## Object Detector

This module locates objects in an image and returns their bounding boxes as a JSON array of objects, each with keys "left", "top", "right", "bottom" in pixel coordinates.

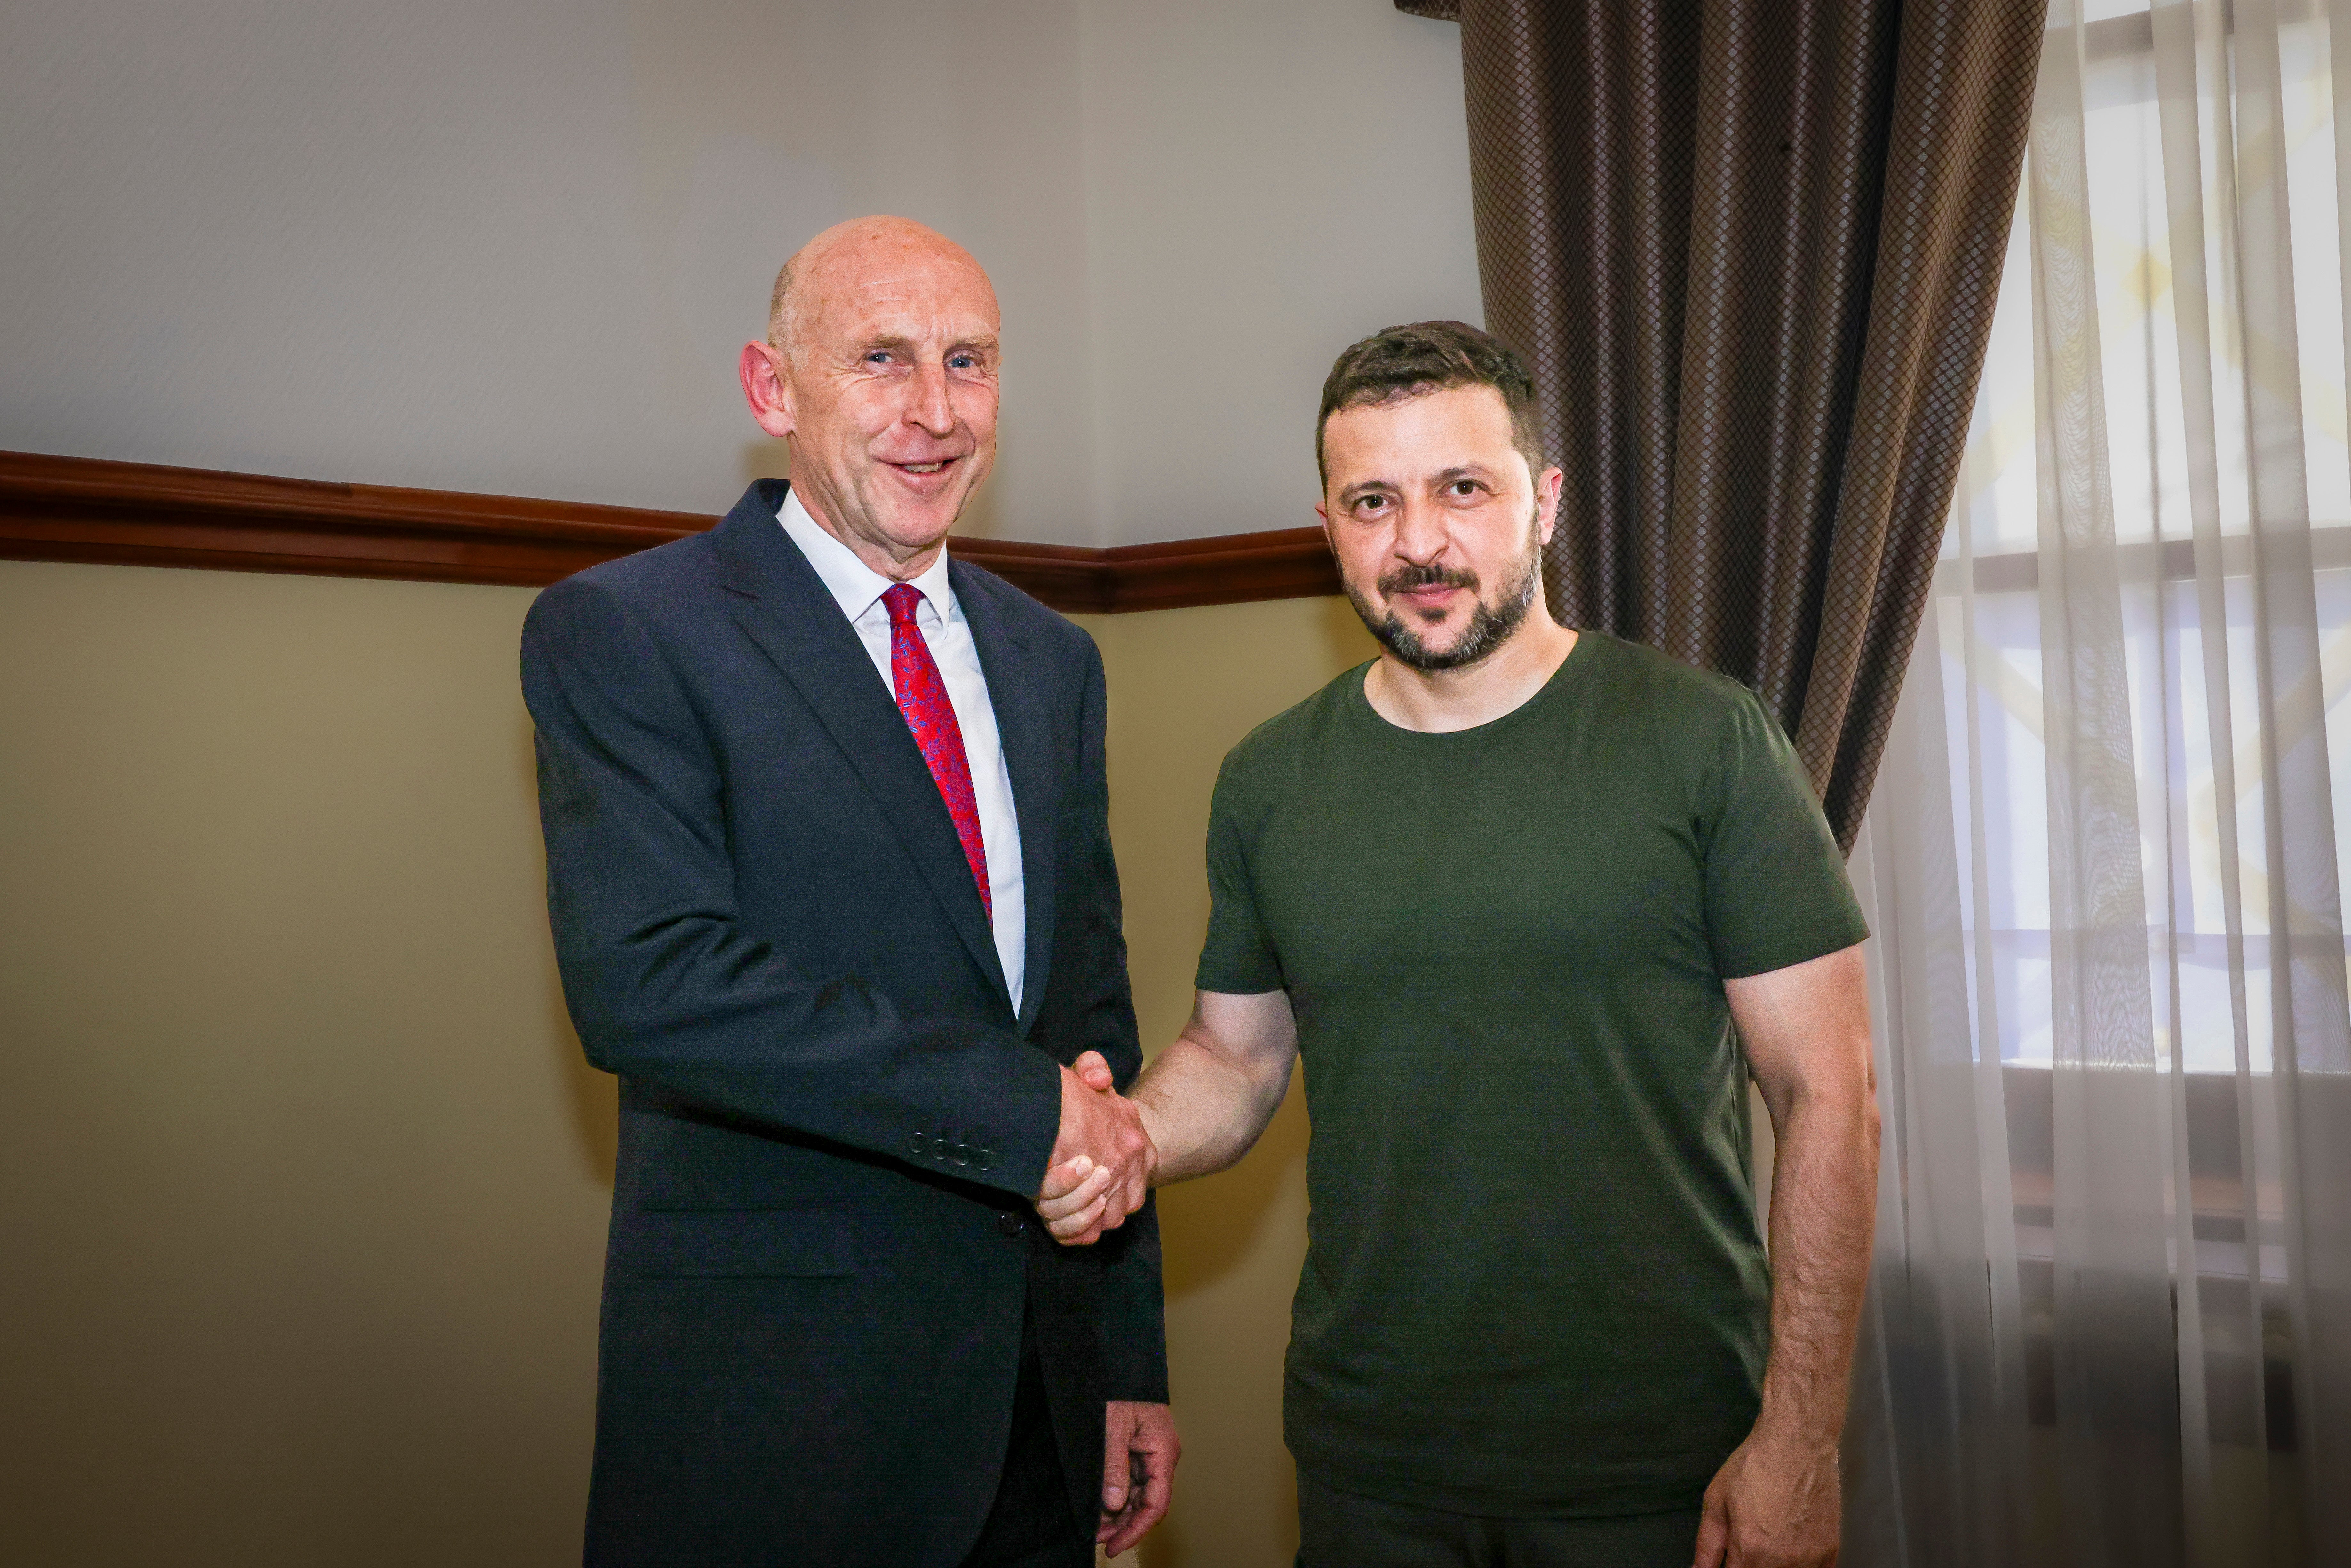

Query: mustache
[{"left": 1377, "top": 562, "right": 1480, "bottom": 595}]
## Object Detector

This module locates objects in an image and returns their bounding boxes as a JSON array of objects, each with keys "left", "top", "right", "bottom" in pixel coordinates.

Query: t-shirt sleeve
[
  {"left": 1697, "top": 689, "right": 1871, "bottom": 979},
  {"left": 1193, "top": 750, "right": 1286, "bottom": 994}
]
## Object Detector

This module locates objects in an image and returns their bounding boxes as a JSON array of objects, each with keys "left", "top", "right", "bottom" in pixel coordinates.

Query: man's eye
[
  {"left": 865, "top": 351, "right": 893, "bottom": 365},
  {"left": 1451, "top": 480, "right": 1479, "bottom": 496},
  {"left": 949, "top": 354, "right": 977, "bottom": 369},
  {"left": 1359, "top": 495, "right": 1387, "bottom": 511}
]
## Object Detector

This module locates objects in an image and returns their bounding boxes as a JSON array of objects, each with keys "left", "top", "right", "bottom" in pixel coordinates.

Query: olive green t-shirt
[{"left": 1195, "top": 631, "right": 1869, "bottom": 1517}]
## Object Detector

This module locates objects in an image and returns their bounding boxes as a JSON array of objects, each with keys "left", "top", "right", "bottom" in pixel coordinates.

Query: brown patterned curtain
[{"left": 1398, "top": 0, "right": 2046, "bottom": 850}]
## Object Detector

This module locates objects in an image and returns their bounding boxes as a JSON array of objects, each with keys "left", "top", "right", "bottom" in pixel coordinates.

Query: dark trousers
[
  {"left": 958, "top": 1305, "right": 1091, "bottom": 1568},
  {"left": 1298, "top": 1467, "right": 1702, "bottom": 1568}
]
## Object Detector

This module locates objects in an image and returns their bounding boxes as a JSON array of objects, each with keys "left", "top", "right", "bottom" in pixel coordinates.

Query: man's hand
[
  {"left": 1034, "top": 1051, "right": 1153, "bottom": 1245},
  {"left": 1691, "top": 1423, "right": 1840, "bottom": 1567},
  {"left": 1097, "top": 1400, "right": 1178, "bottom": 1557}
]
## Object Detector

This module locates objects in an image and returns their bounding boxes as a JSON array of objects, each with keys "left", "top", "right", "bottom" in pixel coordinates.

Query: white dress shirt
[{"left": 779, "top": 490, "right": 1026, "bottom": 1012}]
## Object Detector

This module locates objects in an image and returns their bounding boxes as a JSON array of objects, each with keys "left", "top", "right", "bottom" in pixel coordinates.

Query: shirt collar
[{"left": 777, "top": 486, "right": 957, "bottom": 628}]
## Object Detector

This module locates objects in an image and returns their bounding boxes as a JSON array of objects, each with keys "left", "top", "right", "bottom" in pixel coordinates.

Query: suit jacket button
[
  {"left": 953, "top": 1141, "right": 972, "bottom": 1167},
  {"left": 976, "top": 1146, "right": 995, "bottom": 1171},
  {"left": 909, "top": 1132, "right": 926, "bottom": 1157},
  {"left": 998, "top": 1212, "right": 1023, "bottom": 1237}
]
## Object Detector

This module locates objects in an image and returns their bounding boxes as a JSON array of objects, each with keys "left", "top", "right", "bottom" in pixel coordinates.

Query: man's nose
[
  {"left": 906, "top": 361, "right": 956, "bottom": 436},
  {"left": 1390, "top": 495, "right": 1449, "bottom": 564}
]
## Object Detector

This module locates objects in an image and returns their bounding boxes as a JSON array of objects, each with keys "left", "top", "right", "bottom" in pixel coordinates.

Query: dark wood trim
[
  {"left": 0, "top": 451, "right": 712, "bottom": 589},
  {"left": 0, "top": 450, "right": 1338, "bottom": 613},
  {"left": 1101, "top": 529, "right": 1343, "bottom": 612},
  {"left": 950, "top": 536, "right": 1114, "bottom": 614}
]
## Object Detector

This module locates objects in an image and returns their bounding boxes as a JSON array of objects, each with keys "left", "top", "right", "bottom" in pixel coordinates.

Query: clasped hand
[{"left": 1032, "top": 1051, "right": 1154, "bottom": 1245}]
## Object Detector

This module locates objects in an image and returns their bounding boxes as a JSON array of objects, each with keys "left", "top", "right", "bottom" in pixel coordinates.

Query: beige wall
[
  {"left": 0, "top": 557, "right": 1373, "bottom": 1566},
  {"left": 1081, "top": 600, "right": 1380, "bottom": 1568},
  {"left": 0, "top": 0, "right": 1473, "bottom": 546},
  {"left": 0, "top": 562, "right": 610, "bottom": 1565}
]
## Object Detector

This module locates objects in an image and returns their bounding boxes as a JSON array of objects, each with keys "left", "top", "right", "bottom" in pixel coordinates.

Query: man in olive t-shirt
[{"left": 1036, "top": 322, "right": 1879, "bottom": 1568}]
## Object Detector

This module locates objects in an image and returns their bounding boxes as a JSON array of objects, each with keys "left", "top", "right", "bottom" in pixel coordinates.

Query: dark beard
[{"left": 1344, "top": 542, "right": 1542, "bottom": 673}]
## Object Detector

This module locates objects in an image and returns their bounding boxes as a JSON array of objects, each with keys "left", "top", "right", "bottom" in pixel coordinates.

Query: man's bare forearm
[
  {"left": 1131, "top": 1031, "right": 1292, "bottom": 1184},
  {"left": 1753, "top": 1076, "right": 1879, "bottom": 1448}
]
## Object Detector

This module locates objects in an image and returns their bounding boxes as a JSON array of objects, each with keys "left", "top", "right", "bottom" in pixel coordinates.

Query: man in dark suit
[{"left": 522, "top": 215, "right": 1174, "bottom": 1568}]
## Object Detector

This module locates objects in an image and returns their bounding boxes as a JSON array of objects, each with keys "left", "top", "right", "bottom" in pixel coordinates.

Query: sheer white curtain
[{"left": 1839, "top": 2, "right": 2351, "bottom": 1564}]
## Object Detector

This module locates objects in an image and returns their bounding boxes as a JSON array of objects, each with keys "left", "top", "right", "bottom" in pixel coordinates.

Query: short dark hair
[{"left": 1316, "top": 320, "right": 1545, "bottom": 484}]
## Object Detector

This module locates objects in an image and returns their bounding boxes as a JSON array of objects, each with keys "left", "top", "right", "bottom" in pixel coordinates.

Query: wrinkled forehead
[
  {"left": 1324, "top": 383, "right": 1522, "bottom": 477},
  {"left": 802, "top": 244, "right": 1000, "bottom": 346}
]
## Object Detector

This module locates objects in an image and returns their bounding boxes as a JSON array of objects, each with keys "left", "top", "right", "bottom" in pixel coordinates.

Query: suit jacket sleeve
[
  {"left": 521, "top": 574, "right": 1064, "bottom": 1198},
  {"left": 1065, "top": 640, "right": 1170, "bottom": 1404}
]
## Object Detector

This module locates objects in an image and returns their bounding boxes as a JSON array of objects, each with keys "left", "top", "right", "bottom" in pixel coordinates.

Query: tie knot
[{"left": 881, "top": 582, "right": 924, "bottom": 627}]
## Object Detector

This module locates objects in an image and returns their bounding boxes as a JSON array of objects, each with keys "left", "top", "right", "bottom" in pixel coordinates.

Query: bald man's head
[
  {"left": 767, "top": 216, "right": 995, "bottom": 363},
  {"left": 738, "top": 216, "right": 1004, "bottom": 577}
]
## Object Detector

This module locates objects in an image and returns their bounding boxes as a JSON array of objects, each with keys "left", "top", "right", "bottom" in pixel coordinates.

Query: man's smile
[{"left": 878, "top": 454, "right": 966, "bottom": 491}]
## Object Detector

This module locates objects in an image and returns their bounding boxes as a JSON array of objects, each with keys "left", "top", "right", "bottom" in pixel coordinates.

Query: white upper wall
[
  {"left": 0, "top": 0, "right": 1475, "bottom": 546},
  {"left": 1079, "top": 1, "right": 1481, "bottom": 543}
]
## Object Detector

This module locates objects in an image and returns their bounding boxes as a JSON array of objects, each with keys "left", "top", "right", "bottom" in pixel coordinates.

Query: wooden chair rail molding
[{"left": 0, "top": 450, "right": 1340, "bottom": 615}]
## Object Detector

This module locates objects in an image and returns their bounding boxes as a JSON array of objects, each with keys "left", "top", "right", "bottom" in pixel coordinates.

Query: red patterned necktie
[{"left": 881, "top": 582, "right": 991, "bottom": 923}]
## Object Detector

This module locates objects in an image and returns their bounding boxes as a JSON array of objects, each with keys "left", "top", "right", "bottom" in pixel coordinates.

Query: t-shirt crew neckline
[{"left": 1343, "top": 628, "right": 1599, "bottom": 750}]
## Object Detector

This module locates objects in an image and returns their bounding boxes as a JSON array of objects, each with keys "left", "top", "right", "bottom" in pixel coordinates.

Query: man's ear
[
  {"left": 1533, "top": 465, "right": 1565, "bottom": 547},
  {"left": 740, "top": 341, "right": 796, "bottom": 438}
]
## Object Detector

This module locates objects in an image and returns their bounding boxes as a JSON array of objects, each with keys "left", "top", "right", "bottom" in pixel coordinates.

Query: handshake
[{"left": 1032, "top": 1051, "right": 1157, "bottom": 1246}]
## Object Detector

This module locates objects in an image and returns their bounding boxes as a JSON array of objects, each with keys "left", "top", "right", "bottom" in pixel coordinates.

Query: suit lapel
[
  {"left": 953, "top": 558, "right": 1060, "bottom": 1038},
  {"left": 713, "top": 482, "right": 1010, "bottom": 1009}
]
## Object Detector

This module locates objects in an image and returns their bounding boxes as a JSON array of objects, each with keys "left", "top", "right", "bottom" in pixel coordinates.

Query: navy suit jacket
[{"left": 522, "top": 479, "right": 1165, "bottom": 1567}]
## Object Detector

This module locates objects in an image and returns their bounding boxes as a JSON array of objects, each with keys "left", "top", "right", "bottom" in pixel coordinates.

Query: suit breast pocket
[{"left": 618, "top": 1208, "right": 859, "bottom": 1278}]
